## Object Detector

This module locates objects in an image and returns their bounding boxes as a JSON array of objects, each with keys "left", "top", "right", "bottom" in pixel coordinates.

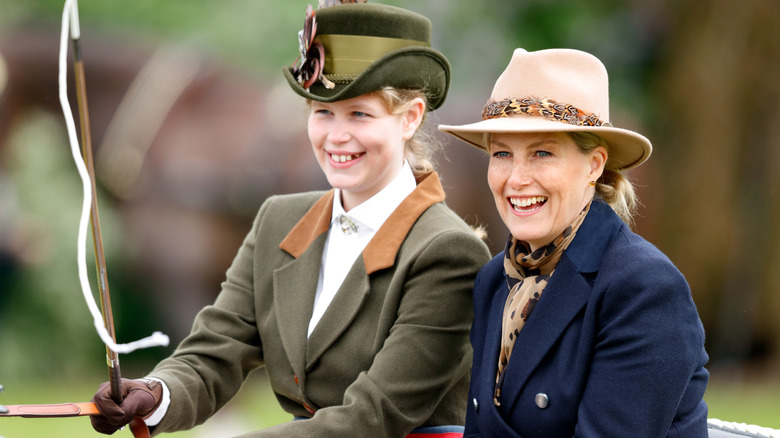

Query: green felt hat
[{"left": 283, "top": 3, "right": 451, "bottom": 110}]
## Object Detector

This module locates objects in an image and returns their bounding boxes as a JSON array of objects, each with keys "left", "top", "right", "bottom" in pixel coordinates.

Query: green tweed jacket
[{"left": 148, "top": 172, "right": 491, "bottom": 437}]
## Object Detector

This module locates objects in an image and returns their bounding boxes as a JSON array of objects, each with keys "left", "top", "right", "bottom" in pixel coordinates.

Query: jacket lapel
[
  {"left": 495, "top": 199, "right": 623, "bottom": 408},
  {"left": 477, "top": 279, "right": 530, "bottom": 437},
  {"left": 481, "top": 276, "right": 511, "bottom": 398},
  {"left": 273, "top": 233, "right": 327, "bottom": 385},
  {"left": 279, "top": 191, "right": 334, "bottom": 259},
  {"left": 498, "top": 257, "right": 592, "bottom": 408},
  {"left": 304, "top": 173, "right": 445, "bottom": 366},
  {"left": 362, "top": 171, "right": 445, "bottom": 274},
  {"left": 274, "top": 172, "right": 447, "bottom": 373},
  {"left": 278, "top": 172, "right": 445, "bottom": 273},
  {"left": 306, "top": 257, "right": 371, "bottom": 368},
  {"left": 275, "top": 191, "right": 333, "bottom": 385}
]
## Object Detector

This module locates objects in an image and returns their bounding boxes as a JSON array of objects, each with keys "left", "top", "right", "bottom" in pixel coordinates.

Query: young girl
[{"left": 90, "top": 3, "right": 490, "bottom": 437}]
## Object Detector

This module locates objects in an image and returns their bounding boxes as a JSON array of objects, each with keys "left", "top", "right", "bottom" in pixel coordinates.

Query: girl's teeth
[{"left": 332, "top": 154, "right": 355, "bottom": 163}]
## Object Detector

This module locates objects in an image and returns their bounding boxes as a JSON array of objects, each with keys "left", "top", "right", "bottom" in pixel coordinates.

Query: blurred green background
[{"left": 1, "top": 0, "right": 779, "bottom": 436}]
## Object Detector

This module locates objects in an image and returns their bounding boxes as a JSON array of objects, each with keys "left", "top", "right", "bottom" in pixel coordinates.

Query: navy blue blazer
[{"left": 466, "top": 200, "right": 709, "bottom": 437}]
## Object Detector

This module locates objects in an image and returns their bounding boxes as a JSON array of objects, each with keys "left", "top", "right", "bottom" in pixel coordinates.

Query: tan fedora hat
[{"left": 439, "top": 48, "right": 652, "bottom": 170}]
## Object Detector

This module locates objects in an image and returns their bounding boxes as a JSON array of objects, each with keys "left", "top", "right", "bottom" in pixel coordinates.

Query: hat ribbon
[
  {"left": 482, "top": 97, "right": 611, "bottom": 127},
  {"left": 316, "top": 34, "right": 429, "bottom": 83}
]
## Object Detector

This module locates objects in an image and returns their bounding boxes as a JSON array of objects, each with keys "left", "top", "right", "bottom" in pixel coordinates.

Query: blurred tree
[{"left": 649, "top": 0, "right": 780, "bottom": 369}]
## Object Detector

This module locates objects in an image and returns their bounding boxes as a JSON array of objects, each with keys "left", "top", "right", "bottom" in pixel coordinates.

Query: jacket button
[
  {"left": 472, "top": 397, "right": 479, "bottom": 413},
  {"left": 535, "top": 393, "right": 549, "bottom": 409}
]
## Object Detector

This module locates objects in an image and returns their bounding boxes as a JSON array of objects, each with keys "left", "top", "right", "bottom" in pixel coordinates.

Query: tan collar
[{"left": 279, "top": 172, "right": 446, "bottom": 274}]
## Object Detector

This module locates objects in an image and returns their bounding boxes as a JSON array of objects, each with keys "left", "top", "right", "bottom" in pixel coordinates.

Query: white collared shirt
[{"left": 307, "top": 161, "right": 416, "bottom": 337}]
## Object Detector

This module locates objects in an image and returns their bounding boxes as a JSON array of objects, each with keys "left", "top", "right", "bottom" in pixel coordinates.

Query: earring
[{"left": 589, "top": 181, "right": 596, "bottom": 187}]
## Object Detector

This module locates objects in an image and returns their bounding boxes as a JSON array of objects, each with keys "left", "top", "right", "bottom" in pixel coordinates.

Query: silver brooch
[{"left": 339, "top": 215, "right": 358, "bottom": 235}]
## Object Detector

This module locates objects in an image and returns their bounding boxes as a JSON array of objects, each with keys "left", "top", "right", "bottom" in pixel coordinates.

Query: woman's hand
[{"left": 90, "top": 378, "right": 162, "bottom": 434}]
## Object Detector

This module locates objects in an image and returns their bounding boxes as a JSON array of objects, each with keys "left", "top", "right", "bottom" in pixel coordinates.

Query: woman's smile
[{"left": 508, "top": 196, "right": 548, "bottom": 214}]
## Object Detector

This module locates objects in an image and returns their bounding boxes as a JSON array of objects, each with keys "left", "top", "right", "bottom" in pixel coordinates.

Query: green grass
[
  {"left": 2, "top": 370, "right": 779, "bottom": 436},
  {"left": 704, "top": 370, "right": 780, "bottom": 429}
]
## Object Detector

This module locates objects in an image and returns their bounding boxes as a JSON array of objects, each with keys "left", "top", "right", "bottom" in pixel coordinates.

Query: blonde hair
[
  {"left": 567, "top": 132, "right": 638, "bottom": 226},
  {"left": 372, "top": 87, "right": 440, "bottom": 177}
]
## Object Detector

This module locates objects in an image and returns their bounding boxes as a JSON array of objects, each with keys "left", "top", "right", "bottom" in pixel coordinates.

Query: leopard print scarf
[{"left": 494, "top": 202, "right": 591, "bottom": 406}]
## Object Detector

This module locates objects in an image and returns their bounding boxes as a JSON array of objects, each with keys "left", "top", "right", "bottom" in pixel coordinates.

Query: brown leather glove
[{"left": 90, "top": 378, "right": 163, "bottom": 435}]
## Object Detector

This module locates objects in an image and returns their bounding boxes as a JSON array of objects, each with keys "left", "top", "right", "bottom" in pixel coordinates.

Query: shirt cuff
[{"left": 142, "top": 377, "right": 170, "bottom": 427}]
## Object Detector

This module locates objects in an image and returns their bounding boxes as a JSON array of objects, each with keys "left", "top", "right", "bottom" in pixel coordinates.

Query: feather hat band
[
  {"left": 439, "top": 48, "right": 652, "bottom": 170},
  {"left": 283, "top": 2, "right": 451, "bottom": 110}
]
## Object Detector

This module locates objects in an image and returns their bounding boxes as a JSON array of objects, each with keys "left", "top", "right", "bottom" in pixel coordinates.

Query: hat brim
[
  {"left": 439, "top": 116, "right": 652, "bottom": 170},
  {"left": 283, "top": 47, "right": 450, "bottom": 110}
]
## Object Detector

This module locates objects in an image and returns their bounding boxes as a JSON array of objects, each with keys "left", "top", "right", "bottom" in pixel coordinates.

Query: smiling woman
[
  {"left": 87, "top": 2, "right": 490, "bottom": 438},
  {"left": 486, "top": 131, "right": 606, "bottom": 251},
  {"left": 439, "top": 48, "right": 710, "bottom": 437}
]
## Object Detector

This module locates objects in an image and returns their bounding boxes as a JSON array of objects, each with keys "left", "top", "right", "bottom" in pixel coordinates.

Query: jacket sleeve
[
  {"left": 574, "top": 244, "right": 708, "bottom": 437},
  {"left": 239, "top": 229, "right": 490, "bottom": 438},
  {"left": 146, "top": 196, "right": 272, "bottom": 434}
]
